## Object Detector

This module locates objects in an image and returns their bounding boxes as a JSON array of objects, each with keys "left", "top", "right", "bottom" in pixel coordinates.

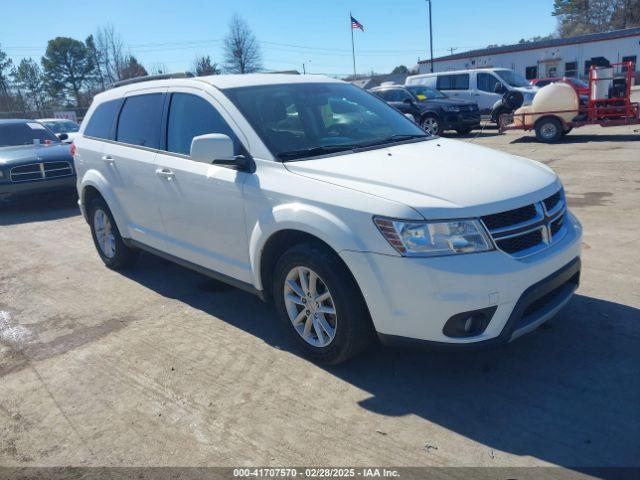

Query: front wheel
[
  {"left": 272, "top": 242, "right": 373, "bottom": 364},
  {"left": 535, "top": 117, "right": 564, "bottom": 143},
  {"left": 421, "top": 114, "right": 442, "bottom": 136},
  {"left": 88, "top": 197, "right": 139, "bottom": 270}
]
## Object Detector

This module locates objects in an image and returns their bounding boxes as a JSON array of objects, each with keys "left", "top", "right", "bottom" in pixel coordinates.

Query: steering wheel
[{"left": 327, "top": 123, "right": 355, "bottom": 137}]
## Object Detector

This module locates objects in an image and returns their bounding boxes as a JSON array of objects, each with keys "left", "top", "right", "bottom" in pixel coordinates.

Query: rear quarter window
[{"left": 84, "top": 99, "right": 121, "bottom": 140}]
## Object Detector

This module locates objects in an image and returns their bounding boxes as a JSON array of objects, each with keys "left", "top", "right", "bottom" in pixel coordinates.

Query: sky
[{"left": 1, "top": 0, "right": 557, "bottom": 77}]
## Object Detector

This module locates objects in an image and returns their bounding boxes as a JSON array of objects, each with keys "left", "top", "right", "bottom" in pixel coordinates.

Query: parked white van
[{"left": 406, "top": 68, "right": 539, "bottom": 118}]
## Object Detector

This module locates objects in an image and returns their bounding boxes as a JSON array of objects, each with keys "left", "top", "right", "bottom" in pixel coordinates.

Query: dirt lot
[{"left": 1, "top": 124, "right": 639, "bottom": 469}]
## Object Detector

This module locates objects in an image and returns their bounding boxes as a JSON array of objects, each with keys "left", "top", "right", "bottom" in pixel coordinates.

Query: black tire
[
  {"left": 456, "top": 127, "right": 473, "bottom": 135},
  {"left": 502, "top": 90, "right": 524, "bottom": 110},
  {"left": 420, "top": 113, "right": 443, "bottom": 136},
  {"left": 88, "top": 196, "right": 139, "bottom": 270},
  {"left": 272, "top": 242, "right": 374, "bottom": 364},
  {"left": 535, "top": 117, "right": 564, "bottom": 143}
]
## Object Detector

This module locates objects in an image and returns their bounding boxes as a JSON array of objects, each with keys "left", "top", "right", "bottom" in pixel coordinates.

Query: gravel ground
[{"left": 0, "top": 124, "right": 638, "bottom": 469}]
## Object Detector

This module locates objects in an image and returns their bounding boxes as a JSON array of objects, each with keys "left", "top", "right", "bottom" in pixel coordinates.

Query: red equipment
[{"left": 501, "top": 61, "right": 639, "bottom": 142}]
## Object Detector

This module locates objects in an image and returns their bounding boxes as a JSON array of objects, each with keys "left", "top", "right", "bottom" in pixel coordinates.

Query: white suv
[{"left": 74, "top": 73, "right": 582, "bottom": 364}]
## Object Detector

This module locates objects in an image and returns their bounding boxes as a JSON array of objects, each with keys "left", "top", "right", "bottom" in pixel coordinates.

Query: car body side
[{"left": 75, "top": 76, "right": 582, "bottom": 345}]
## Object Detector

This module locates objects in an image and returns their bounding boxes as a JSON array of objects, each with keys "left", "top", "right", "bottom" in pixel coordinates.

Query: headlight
[
  {"left": 374, "top": 217, "right": 493, "bottom": 257},
  {"left": 442, "top": 105, "right": 460, "bottom": 112}
]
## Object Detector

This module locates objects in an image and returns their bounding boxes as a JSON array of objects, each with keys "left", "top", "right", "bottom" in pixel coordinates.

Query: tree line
[
  {"left": 0, "top": 14, "right": 262, "bottom": 115},
  {"left": 553, "top": 0, "right": 640, "bottom": 37}
]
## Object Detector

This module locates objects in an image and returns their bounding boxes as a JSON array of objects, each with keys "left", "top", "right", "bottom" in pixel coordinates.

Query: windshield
[
  {"left": 406, "top": 85, "right": 446, "bottom": 100},
  {"left": 0, "top": 122, "right": 60, "bottom": 147},
  {"left": 41, "top": 120, "right": 79, "bottom": 134},
  {"left": 223, "top": 82, "right": 429, "bottom": 161},
  {"left": 495, "top": 70, "right": 530, "bottom": 88}
]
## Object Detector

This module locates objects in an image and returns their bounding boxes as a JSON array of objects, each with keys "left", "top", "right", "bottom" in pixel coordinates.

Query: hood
[
  {"left": 514, "top": 85, "right": 539, "bottom": 93},
  {"left": 0, "top": 143, "right": 72, "bottom": 166},
  {"left": 284, "top": 138, "right": 559, "bottom": 219},
  {"left": 418, "top": 97, "right": 476, "bottom": 107}
]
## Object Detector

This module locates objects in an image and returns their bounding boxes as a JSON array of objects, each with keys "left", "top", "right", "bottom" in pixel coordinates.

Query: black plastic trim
[{"left": 124, "top": 238, "right": 266, "bottom": 302}]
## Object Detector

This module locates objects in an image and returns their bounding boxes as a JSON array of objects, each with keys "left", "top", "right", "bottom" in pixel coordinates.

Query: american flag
[{"left": 351, "top": 15, "right": 364, "bottom": 31}]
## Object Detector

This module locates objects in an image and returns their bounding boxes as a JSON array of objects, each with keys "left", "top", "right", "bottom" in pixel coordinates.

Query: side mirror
[
  {"left": 190, "top": 134, "right": 253, "bottom": 171},
  {"left": 58, "top": 133, "right": 69, "bottom": 141},
  {"left": 403, "top": 98, "right": 414, "bottom": 104},
  {"left": 191, "top": 133, "right": 234, "bottom": 163},
  {"left": 494, "top": 83, "right": 506, "bottom": 94}
]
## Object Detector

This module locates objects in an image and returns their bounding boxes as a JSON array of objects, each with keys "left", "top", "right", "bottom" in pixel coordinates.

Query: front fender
[
  {"left": 248, "top": 202, "right": 366, "bottom": 290},
  {"left": 79, "top": 169, "right": 130, "bottom": 238}
]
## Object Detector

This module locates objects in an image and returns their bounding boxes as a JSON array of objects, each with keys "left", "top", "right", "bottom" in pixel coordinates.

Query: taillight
[{"left": 70, "top": 143, "right": 76, "bottom": 156}]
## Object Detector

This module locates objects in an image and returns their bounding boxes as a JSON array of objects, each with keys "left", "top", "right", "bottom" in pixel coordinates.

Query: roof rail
[{"left": 107, "top": 72, "right": 195, "bottom": 89}]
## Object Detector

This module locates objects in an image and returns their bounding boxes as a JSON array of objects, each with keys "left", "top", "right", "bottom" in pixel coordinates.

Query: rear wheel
[
  {"left": 535, "top": 117, "right": 564, "bottom": 143},
  {"left": 88, "top": 197, "right": 138, "bottom": 270},
  {"left": 421, "top": 114, "right": 442, "bottom": 136},
  {"left": 272, "top": 242, "right": 373, "bottom": 364}
]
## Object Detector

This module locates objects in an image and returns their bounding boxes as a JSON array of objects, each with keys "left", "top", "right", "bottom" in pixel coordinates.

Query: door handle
[
  {"left": 101, "top": 155, "right": 115, "bottom": 165},
  {"left": 155, "top": 168, "right": 175, "bottom": 180}
]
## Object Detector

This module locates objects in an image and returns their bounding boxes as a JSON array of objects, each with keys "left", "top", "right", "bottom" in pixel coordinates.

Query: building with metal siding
[{"left": 418, "top": 27, "right": 640, "bottom": 80}]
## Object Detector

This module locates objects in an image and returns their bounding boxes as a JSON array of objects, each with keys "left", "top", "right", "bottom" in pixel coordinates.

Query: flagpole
[{"left": 350, "top": 12, "right": 356, "bottom": 79}]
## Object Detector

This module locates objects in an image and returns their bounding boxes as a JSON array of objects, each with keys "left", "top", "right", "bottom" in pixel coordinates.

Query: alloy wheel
[
  {"left": 93, "top": 209, "right": 116, "bottom": 259},
  {"left": 422, "top": 117, "right": 439, "bottom": 135},
  {"left": 283, "top": 266, "right": 337, "bottom": 347}
]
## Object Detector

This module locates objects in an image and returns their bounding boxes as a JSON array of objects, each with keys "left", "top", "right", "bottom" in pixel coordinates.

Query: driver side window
[
  {"left": 166, "top": 93, "right": 240, "bottom": 156},
  {"left": 477, "top": 73, "right": 501, "bottom": 93}
]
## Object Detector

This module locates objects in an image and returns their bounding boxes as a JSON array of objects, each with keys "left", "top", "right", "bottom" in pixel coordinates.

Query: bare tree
[
  {"left": 95, "top": 25, "right": 126, "bottom": 83},
  {"left": 193, "top": 55, "right": 221, "bottom": 76},
  {"left": 223, "top": 15, "right": 262, "bottom": 73},
  {"left": 148, "top": 62, "right": 168, "bottom": 75}
]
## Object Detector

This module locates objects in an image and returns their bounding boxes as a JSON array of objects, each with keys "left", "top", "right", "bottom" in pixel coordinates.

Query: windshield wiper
[
  {"left": 358, "top": 134, "right": 429, "bottom": 148},
  {"left": 278, "top": 144, "right": 359, "bottom": 161}
]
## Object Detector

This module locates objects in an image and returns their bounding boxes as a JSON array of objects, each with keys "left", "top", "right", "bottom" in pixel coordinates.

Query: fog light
[{"left": 443, "top": 306, "right": 497, "bottom": 338}]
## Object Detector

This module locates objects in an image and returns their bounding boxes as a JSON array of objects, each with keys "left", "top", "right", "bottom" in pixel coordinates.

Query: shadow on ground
[
  {"left": 0, "top": 191, "right": 79, "bottom": 226},
  {"left": 511, "top": 133, "right": 640, "bottom": 144},
  {"left": 123, "top": 252, "right": 640, "bottom": 468}
]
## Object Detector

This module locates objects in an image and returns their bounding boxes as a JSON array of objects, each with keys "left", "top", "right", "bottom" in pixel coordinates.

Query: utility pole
[{"left": 427, "top": 0, "right": 434, "bottom": 73}]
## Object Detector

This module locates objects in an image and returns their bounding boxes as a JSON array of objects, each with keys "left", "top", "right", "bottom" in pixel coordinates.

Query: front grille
[
  {"left": 10, "top": 161, "right": 73, "bottom": 183},
  {"left": 482, "top": 188, "right": 567, "bottom": 258},
  {"left": 482, "top": 204, "right": 537, "bottom": 230},
  {"left": 496, "top": 229, "right": 543, "bottom": 254},
  {"left": 521, "top": 272, "right": 580, "bottom": 321},
  {"left": 544, "top": 191, "right": 561, "bottom": 212},
  {"left": 550, "top": 214, "right": 564, "bottom": 236}
]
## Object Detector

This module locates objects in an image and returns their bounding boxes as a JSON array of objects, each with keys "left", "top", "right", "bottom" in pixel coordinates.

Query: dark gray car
[
  {"left": 0, "top": 119, "right": 76, "bottom": 201},
  {"left": 370, "top": 85, "right": 481, "bottom": 136}
]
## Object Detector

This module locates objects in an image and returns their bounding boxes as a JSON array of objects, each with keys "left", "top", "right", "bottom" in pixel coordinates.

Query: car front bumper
[
  {"left": 0, "top": 175, "right": 77, "bottom": 200},
  {"left": 340, "top": 211, "right": 582, "bottom": 346},
  {"left": 442, "top": 112, "right": 481, "bottom": 130}
]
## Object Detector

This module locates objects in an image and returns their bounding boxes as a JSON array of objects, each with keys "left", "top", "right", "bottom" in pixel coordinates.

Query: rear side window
[
  {"left": 116, "top": 93, "right": 164, "bottom": 149},
  {"left": 84, "top": 99, "right": 120, "bottom": 139},
  {"left": 166, "top": 93, "right": 240, "bottom": 156},
  {"left": 436, "top": 74, "right": 469, "bottom": 90}
]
